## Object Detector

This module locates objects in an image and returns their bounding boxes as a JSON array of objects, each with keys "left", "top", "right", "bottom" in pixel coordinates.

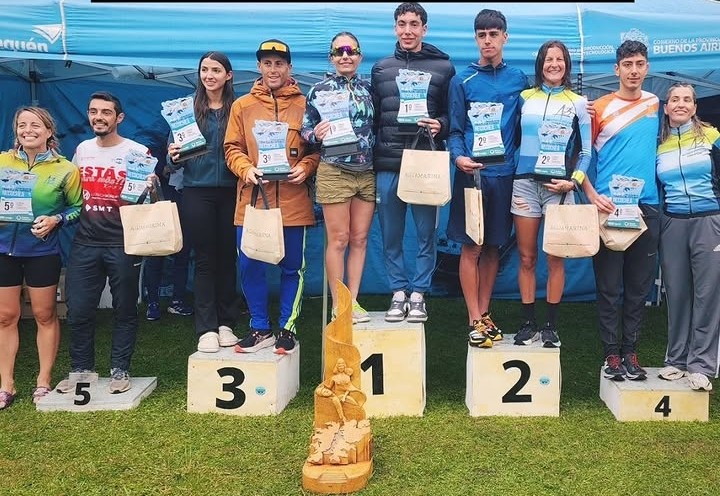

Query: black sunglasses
[{"left": 330, "top": 45, "right": 361, "bottom": 57}]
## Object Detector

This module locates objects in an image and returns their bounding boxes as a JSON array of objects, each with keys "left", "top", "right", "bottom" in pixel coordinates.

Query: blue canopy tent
[{"left": 2, "top": 0, "right": 719, "bottom": 300}]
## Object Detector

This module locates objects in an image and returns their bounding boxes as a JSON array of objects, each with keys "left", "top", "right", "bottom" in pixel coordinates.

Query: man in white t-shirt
[{"left": 56, "top": 91, "right": 155, "bottom": 395}]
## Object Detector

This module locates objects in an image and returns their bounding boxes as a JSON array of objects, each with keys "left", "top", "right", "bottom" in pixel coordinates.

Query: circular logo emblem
[
  {"left": 539, "top": 376, "right": 551, "bottom": 386},
  {"left": 255, "top": 386, "right": 266, "bottom": 396}
]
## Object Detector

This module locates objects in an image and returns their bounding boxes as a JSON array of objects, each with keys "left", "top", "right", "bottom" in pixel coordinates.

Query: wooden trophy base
[{"left": 302, "top": 460, "right": 373, "bottom": 494}]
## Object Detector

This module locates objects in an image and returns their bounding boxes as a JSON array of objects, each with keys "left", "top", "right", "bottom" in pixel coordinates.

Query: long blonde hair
[
  {"left": 660, "top": 82, "right": 712, "bottom": 143},
  {"left": 12, "top": 106, "right": 60, "bottom": 153}
]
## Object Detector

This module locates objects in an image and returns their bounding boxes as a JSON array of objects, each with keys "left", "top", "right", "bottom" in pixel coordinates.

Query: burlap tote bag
[
  {"left": 397, "top": 126, "right": 451, "bottom": 206},
  {"left": 120, "top": 182, "right": 183, "bottom": 256},
  {"left": 542, "top": 193, "right": 599, "bottom": 258},
  {"left": 598, "top": 210, "right": 648, "bottom": 251},
  {"left": 464, "top": 170, "right": 484, "bottom": 245},
  {"left": 240, "top": 182, "right": 285, "bottom": 265}
]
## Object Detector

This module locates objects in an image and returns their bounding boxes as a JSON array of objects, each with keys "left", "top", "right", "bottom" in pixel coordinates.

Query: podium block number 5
[
  {"left": 502, "top": 360, "right": 532, "bottom": 403},
  {"left": 216, "top": 367, "right": 246, "bottom": 409},
  {"left": 74, "top": 382, "right": 91, "bottom": 406}
]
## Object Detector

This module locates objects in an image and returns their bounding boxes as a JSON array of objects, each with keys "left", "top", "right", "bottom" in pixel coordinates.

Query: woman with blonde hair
[{"left": 0, "top": 106, "right": 82, "bottom": 409}]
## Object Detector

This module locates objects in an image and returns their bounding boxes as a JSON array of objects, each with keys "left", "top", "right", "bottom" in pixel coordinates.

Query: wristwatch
[{"left": 54, "top": 214, "right": 64, "bottom": 226}]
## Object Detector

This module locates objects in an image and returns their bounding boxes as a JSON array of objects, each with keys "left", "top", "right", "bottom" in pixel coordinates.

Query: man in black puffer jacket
[{"left": 371, "top": 2, "right": 455, "bottom": 324}]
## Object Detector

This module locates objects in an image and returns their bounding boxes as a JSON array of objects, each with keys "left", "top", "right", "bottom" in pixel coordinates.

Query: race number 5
[{"left": 74, "top": 382, "right": 91, "bottom": 406}]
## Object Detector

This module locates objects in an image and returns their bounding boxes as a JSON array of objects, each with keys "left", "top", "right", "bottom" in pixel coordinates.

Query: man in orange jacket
[{"left": 225, "top": 39, "right": 320, "bottom": 355}]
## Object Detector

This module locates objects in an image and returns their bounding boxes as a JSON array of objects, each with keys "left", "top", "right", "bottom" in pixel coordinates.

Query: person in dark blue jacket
[
  {"left": 446, "top": 9, "right": 529, "bottom": 348},
  {"left": 371, "top": 2, "right": 455, "bottom": 324},
  {"left": 167, "top": 52, "right": 240, "bottom": 353}
]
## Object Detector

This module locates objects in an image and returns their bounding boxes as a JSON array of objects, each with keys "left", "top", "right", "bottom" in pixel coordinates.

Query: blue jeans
[
  {"left": 66, "top": 244, "right": 141, "bottom": 372},
  {"left": 376, "top": 170, "right": 438, "bottom": 294},
  {"left": 237, "top": 226, "right": 306, "bottom": 333}
]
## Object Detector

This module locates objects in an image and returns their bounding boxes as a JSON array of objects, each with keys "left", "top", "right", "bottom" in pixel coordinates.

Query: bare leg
[
  {"left": 322, "top": 202, "right": 352, "bottom": 308},
  {"left": 459, "top": 244, "right": 482, "bottom": 325},
  {"left": 0, "top": 286, "right": 22, "bottom": 394},
  {"left": 477, "top": 246, "right": 500, "bottom": 315},
  {"left": 27, "top": 286, "right": 60, "bottom": 388},
  {"left": 514, "top": 215, "right": 541, "bottom": 303},
  {"left": 345, "top": 198, "right": 375, "bottom": 301}
]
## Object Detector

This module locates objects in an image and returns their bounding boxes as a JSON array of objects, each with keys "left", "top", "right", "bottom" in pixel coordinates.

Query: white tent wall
[{"left": 2, "top": 0, "right": 719, "bottom": 300}]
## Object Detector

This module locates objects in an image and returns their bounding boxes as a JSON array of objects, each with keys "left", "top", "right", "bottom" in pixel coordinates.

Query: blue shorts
[{"left": 447, "top": 172, "right": 513, "bottom": 247}]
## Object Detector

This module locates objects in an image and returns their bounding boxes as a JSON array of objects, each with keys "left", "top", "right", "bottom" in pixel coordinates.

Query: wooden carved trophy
[{"left": 302, "top": 282, "right": 373, "bottom": 493}]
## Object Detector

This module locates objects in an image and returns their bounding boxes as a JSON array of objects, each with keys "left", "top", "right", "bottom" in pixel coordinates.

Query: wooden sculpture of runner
[{"left": 302, "top": 282, "right": 373, "bottom": 493}]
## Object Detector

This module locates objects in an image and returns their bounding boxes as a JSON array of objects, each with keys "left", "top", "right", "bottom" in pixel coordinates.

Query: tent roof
[{"left": 2, "top": 1, "right": 720, "bottom": 98}]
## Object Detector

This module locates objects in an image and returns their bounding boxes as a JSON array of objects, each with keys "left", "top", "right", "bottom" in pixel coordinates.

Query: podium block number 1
[{"left": 360, "top": 353, "right": 384, "bottom": 395}]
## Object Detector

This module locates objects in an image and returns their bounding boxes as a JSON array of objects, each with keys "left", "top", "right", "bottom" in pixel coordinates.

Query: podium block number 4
[
  {"left": 216, "top": 367, "right": 246, "bottom": 410},
  {"left": 654, "top": 395, "right": 671, "bottom": 417},
  {"left": 502, "top": 360, "right": 532, "bottom": 403}
]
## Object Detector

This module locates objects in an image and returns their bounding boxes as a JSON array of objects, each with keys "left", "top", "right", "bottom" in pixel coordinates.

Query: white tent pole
[{"left": 576, "top": 2, "right": 585, "bottom": 77}]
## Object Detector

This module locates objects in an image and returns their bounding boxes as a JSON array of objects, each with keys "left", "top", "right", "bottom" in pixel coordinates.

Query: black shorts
[{"left": 0, "top": 254, "right": 62, "bottom": 287}]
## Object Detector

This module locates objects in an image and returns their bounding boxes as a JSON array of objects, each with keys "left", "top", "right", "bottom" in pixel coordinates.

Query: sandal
[
  {"left": 0, "top": 390, "right": 16, "bottom": 410},
  {"left": 32, "top": 386, "right": 52, "bottom": 404}
]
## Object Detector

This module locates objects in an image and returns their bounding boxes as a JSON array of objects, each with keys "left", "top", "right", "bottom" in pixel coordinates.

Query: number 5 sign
[{"left": 465, "top": 339, "right": 561, "bottom": 417}]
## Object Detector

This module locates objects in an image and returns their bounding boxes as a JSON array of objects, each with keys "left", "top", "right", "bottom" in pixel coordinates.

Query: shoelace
[
  {"left": 606, "top": 355, "right": 622, "bottom": 368},
  {"left": 626, "top": 354, "right": 641, "bottom": 367}
]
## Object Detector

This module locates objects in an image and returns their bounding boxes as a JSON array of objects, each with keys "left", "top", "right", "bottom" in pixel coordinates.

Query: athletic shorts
[
  {"left": 511, "top": 178, "right": 574, "bottom": 218},
  {"left": 0, "top": 254, "right": 62, "bottom": 287},
  {"left": 315, "top": 161, "right": 375, "bottom": 204},
  {"left": 447, "top": 173, "right": 514, "bottom": 247}
]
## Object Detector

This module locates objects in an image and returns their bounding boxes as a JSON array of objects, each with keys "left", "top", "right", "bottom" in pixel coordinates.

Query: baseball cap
[{"left": 256, "top": 39, "right": 291, "bottom": 63}]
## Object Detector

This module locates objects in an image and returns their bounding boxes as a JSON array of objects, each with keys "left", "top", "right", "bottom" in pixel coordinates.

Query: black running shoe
[
  {"left": 622, "top": 352, "right": 647, "bottom": 381},
  {"left": 514, "top": 320, "right": 539, "bottom": 345},
  {"left": 603, "top": 355, "right": 626, "bottom": 381},
  {"left": 234, "top": 329, "right": 274, "bottom": 353},
  {"left": 274, "top": 329, "right": 298, "bottom": 355},
  {"left": 540, "top": 323, "right": 561, "bottom": 348}
]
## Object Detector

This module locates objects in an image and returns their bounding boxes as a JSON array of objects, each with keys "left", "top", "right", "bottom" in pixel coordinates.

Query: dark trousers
[
  {"left": 66, "top": 243, "right": 141, "bottom": 371},
  {"left": 182, "top": 186, "right": 238, "bottom": 336},
  {"left": 593, "top": 204, "right": 660, "bottom": 358}
]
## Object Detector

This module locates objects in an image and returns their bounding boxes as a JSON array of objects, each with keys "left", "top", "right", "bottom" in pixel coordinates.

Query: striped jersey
[
  {"left": 657, "top": 121, "right": 720, "bottom": 216},
  {"left": 516, "top": 84, "right": 591, "bottom": 178},
  {"left": 591, "top": 91, "right": 660, "bottom": 204}
]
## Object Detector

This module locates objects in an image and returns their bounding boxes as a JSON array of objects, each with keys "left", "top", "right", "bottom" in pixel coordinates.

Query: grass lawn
[{"left": 1, "top": 296, "right": 718, "bottom": 496}]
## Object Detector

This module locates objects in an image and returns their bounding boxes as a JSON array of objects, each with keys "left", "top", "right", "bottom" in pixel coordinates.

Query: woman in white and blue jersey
[
  {"left": 510, "top": 40, "right": 591, "bottom": 349},
  {"left": 656, "top": 82, "right": 720, "bottom": 391}
]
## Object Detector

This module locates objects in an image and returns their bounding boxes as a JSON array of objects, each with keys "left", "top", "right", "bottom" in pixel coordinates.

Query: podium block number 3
[
  {"left": 216, "top": 367, "right": 246, "bottom": 409},
  {"left": 502, "top": 360, "right": 532, "bottom": 403}
]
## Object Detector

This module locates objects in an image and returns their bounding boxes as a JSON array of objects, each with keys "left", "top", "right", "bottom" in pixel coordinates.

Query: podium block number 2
[
  {"left": 216, "top": 367, "right": 246, "bottom": 409},
  {"left": 502, "top": 360, "right": 532, "bottom": 403}
]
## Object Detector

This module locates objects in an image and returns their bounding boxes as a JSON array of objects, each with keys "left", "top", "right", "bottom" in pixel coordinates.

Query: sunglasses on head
[
  {"left": 260, "top": 41, "right": 288, "bottom": 53},
  {"left": 330, "top": 45, "right": 361, "bottom": 57}
]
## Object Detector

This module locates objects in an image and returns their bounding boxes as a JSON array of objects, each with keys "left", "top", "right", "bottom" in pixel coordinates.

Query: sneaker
[
  {"left": 352, "top": 300, "right": 370, "bottom": 324},
  {"left": 218, "top": 325, "right": 239, "bottom": 347},
  {"left": 658, "top": 365, "right": 687, "bottom": 381},
  {"left": 406, "top": 292, "right": 428, "bottom": 323},
  {"left": 540, "top": 323, "right": 561, "bottom": 348},
  {"left": 603, "top": 355, "right": 626, "bottom": 381},
  {"left": 234, "top": 329, "right": 274, "bottom": 353},
  {"left": 514, "top": 321, "right": 539, "bottom": 346},
  {"left": 687, "top": 372, "right": 713, "bottom": 391},
  {"left": 109, "top": 368, "right": 131, "bottom": 394},
  {"left": 622, "top": 353, "right": 647, "bottom": 381},
  {"left": 167, "top": 300, "right": 193, "bottom": 316},
  {"left": 145, "top": 302, "right": 160, "bottom": 321},
  {"left": 274, "top": 329, "right": 298, "bottom": 355},
  {"left": 385, "top": 291, "right": 408, "bottom": 322},
  {"left": 468, "top": 320, "right": 493, "bottom": 348},
  {"left": 480, "top": 312, "right": 503, "bottom": 341},
  {"left": 197, "top": 331, "right": 220, "bottom": 353},
  {"left": 55, "top": 368, "right": 95, "bottom": 393}
]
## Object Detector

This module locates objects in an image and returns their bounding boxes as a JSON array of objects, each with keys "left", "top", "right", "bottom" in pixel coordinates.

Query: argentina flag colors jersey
[{"left": 592, "top": 91, "right": 660, "bottom": 204}]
